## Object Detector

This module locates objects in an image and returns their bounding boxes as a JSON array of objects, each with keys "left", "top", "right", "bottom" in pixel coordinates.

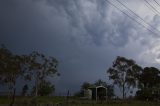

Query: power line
[
  {"left": 115, "top": 0, "right": 160, "bottom": 33},
  {"left": 153, "top": 0, "right": 160, "bottom": 7},
  {"left": 144, "top": 0, "right": 160, "bottom": 15},
  {"left": 105, "top": 0, "right": 160, "bottom": 36},
  {"left": 143, "top": 1, "right": 158, "bottom": 15}
]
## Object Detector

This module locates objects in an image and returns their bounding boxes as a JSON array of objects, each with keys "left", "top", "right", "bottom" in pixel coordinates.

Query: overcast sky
[{"left": 1, "top": 0, "right": 160, "bottom": 96}]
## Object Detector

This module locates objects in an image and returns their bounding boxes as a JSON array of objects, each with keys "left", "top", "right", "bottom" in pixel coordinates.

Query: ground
[{"left": 0, "top": 96, "right": 160, "bottom": 106}]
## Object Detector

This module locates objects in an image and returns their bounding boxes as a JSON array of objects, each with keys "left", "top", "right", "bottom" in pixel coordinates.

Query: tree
[
  {"left": 0, "top": 45, "right": 26, "bottom": 106},
  {"left": 107, "top": 56, "right": 142, "bottom": 99},
  {"left": 74, "top": 82, "right": 93, "bottom": 97},
  {"left": 136, "top": 67, "right": 160, "bottom": 100},
  {"left": 0, "top": 45, "right": 59, "bottom": 105},
  {"left": 107, "top": 85, "right": 114, "bottom": 99},
  {"left": 139, "top": 67, "right": 160, "bottom": 89},
  {"left": 31, "top": 80, "right": 55, "bottom": 96},
  {"left": 28, "top": 51, "right": 58, "bottom": 96},
  {"left": 81, "top": 82, "right": 93, "bottom": 90},
  {"left": 94, "top": 79, "right": 107, "bottom": 87}
]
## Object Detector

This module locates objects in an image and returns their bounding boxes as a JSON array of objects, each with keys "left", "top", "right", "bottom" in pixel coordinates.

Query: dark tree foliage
[
  {"left": 31, "top": 80, "right": 55, "bottom": 96},
  {"left": 27, "top": 51, "right": 58, "bottom": 96},
  {"left": 139, "top": 67, "right": 160, "bottom": 88},
  {"left": 0, "top": 45, "right": 59, "bottom": 105},
  {"left": 81, "top": 82, "right": 93, "bottom": 90},
  {"left": 74, "top": 82, "right": 93, "bottom": 97},
  {"left": 136, "top": 67, "right": 160, "bottom": 100},
  {"left": 94, "top": 79, "right": 107, "bottom": 87},
  {"left": 107, "top": 85, "right": 114, "bottom": 99},
  {"left": 0, "top": 45, "right": 25, "bottom": 106},
  {"left": 107, "top": 56, "right": 142, "bottom": 99}
]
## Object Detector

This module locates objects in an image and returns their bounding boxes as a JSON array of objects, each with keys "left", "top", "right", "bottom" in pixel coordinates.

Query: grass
[
  {"left": 0, "top": 96, "right": 160, "bottom": 106},
  {"left": 0, "top": 96, "right": 9, "bottom": 105}
]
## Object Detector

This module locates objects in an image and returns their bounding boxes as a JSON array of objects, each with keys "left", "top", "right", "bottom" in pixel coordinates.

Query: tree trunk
[
  {"left": 9, "top": 88, "right": 16, "bottom": 106},
  {"left": 9, "top": 76, "right": 16, "bottom": 106},
  {"left": 35, "top": 75, "right": 38, "bottom": 97},
  {"left": 122, "top": 83, "right": 125, "bottom": 99}
]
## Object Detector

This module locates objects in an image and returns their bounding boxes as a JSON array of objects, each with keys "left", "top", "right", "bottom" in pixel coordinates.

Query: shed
[{"left": 84, "top": 85, "right": 107, "bottom": 100}]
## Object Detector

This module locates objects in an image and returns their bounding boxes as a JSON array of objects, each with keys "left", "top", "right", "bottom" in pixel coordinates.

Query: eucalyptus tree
[
  {"left": 94, "top": 79, "right": 108, "bottom": 87},
  {"left": 107, "top": 56, "right": 142, "bottom": 99},
  {"left": 136, "top": 67, "right": 160, "bottom": 100},
  {"left": 0, "top": 45, "right": 26, "bottom": 106},
  {"left": 0, "top": 45, "right": 59, "bottom": 105},
  {"left": 139, "top": 67, "right": 160, "bottom": 89},
  {"left": 28, "top": 51, "right": 58, "bottom": 96}
]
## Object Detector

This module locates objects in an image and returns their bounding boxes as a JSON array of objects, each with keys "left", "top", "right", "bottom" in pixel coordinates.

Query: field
[{"left": 0, "top": 96, "right": 160, "bottom": 106}]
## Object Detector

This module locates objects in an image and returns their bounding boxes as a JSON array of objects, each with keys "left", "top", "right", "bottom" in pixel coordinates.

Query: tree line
[
  {"left": 0, "top": 45, "right": 59, "bottom": 106},
  {"left": 76, "top": 56, "right": 160, "bottom": 101},
  {"left": 107, "top": 56, "right": 160, "bottom": 100},
  {"left": 1, "top": 45, "right": 160, "bottom": 103}
]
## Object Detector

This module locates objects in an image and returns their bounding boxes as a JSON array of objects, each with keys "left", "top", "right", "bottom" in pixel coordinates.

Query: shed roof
[{"left": 88, "top": 85, "right": 107, "bottom": 89}]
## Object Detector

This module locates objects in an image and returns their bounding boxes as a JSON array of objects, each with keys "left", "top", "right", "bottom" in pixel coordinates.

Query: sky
[{"left": 1, "top": 0, "right": 160, "bottom": 96}]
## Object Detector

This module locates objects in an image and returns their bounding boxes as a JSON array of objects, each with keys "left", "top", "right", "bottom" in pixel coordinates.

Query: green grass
[
  {"left": 0, "top": 96, "right": 160, "bottom": 106},
  {"left": 0, "top": 96, "right": 9, "bottom": 104}
]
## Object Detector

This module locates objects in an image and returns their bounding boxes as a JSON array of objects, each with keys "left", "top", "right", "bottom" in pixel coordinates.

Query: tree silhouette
[
  {"left": 136, "top": 67, "right": 160, "bottom": 100},
  {"left": 107, "top": 56, "right": 142, "bottom": 99},
  {"left": 81, "top": 82, "right": 93, "bottom": 90},
  {"left": 0, "top": 45, "right": 26, "bottom": 106},
  {"left": 94, "top": 79, "right": 107, "bottom": 87},
  {"left": 0, "top": 45, "right": 59, "bottom": 105},
  {"left": 28, "top": 51, "right": 58, "bottom": 96},
  {"left": 139, "top": 67, "right": 160, "bottom": 88},
  {"left": 31, "top": 80, "right": 55, "bottom": 96}
]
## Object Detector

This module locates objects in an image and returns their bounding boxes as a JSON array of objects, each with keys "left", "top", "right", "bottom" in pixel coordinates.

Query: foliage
[
  {"left": 136, "top": 67, "right": 160, "bottom": 100},
  {"left": 136, "top": 89, "right": 153, "bottom": 100},
  {"left": 81, "top": 82, "right": 93, "bottom": 90},
  {"left": 32, "top": 80, "right": 55, "bottom": 96},
  {"left": 107, "top": 85, "right": 115, "bottom": 99},
  {"left": 94, "top": 79, "right": 107, "bottom": 87},
  {"left": 0, "top": 45, "right": 22, "bottom": 89},
  {"left": 0, "top": 45, "right": 59, "bottom": 105},
  {"left": 28, "top": 51, "right": 58, "bottom": 96},
  {"left": 107, "top": 56, "right": 142, "bottom": 99},
  {"left": 0, "top": 45, "right": 27, "bottom": 106},
  {"left": 138, "top": 67, "right": 160, "bottom": 89}
]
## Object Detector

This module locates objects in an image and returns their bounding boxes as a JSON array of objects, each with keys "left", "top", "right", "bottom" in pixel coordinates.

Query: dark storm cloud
[{"left": 43, "top": 0, "right": 139, "bottom": 46}]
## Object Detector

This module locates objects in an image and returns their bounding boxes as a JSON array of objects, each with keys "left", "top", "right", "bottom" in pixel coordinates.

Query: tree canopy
[
  {"left": 136, "top": 67, "right": 160, "bottom": 100},
  {"left": 107, "top": 56, "right": 142, "bottom": 99},
  {"left": 0, "top": 45, "right": 59, "bottom": 105}
]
